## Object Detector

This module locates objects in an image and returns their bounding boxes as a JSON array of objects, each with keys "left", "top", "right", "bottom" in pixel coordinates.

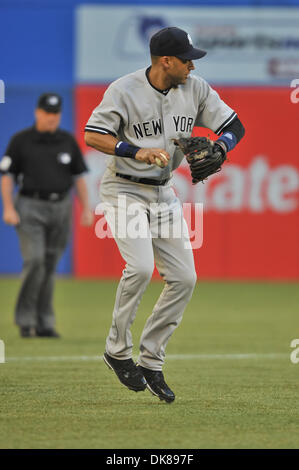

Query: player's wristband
[
  {"left": 115, "top": 141, "right": 141, "bottom": 159},
  {"left": 217, "top": 132, "right": 237, "bottom": 152}
]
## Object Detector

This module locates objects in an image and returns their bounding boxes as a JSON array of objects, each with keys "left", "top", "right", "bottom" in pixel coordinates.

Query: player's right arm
[
  {"left": 1, "top": 175, "right": 20, "bottom": 225},
  {"left": 84, "top": 131, "right": 170, "bottom": 166},
  {"left": 84, "top": 82, "right": 170, "bottom": 167}
]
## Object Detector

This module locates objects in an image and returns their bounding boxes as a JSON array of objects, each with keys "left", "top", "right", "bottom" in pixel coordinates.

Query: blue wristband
[
  {"left": 115, "top": 141, "right": 141, "bottom": 159},
  {"left": 217, "top": 132, "right": 237, "bottom": 152}
]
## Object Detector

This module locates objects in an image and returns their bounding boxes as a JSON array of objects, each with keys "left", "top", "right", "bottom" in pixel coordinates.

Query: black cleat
[
  {"left": 103, "top": 352, "right": 147, "bottom": 392},
  {"left": 20, "top": 327, "right": 36, "bottom": 338},
  {"left": 36, "top": 328, "right": 60, "bottom": 338},
  {"left": 138, "top": 365, "right": 175, "bottom": 403}
]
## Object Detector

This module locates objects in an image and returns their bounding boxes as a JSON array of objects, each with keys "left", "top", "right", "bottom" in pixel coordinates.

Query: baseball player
[{"left": 85, "top": 27, "right": 245, "bottom": 402}]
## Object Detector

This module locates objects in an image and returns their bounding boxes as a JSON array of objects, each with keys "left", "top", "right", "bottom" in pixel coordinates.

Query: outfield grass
[{"left": 0, "top": 278, "right": 298, "bottom": 449}]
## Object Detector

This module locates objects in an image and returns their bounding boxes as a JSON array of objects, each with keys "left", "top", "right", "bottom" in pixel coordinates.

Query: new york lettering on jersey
[{"left": 132, "top": 116, "right": 194, "bottom": 139}]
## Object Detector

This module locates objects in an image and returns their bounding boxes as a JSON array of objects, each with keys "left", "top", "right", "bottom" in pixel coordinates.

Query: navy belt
[
  {"left": 20, "top": 189, "right": 69, "bottom": 202},
  {"left": 115, "top": 173, "right": 169, "bottom": 186}
]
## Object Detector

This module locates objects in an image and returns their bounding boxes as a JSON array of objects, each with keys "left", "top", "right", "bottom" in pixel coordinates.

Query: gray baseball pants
[
  {"left": 14, "top": 194, "right": 72, "bottom": 330},
  {"left": 100, "top": 169, "right": 197, "bottom": 371}
]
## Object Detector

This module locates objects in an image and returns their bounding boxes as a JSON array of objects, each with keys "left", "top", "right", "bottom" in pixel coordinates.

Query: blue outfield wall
[{"left": 0, "top": 0, "right": 298, "bottom": 274}]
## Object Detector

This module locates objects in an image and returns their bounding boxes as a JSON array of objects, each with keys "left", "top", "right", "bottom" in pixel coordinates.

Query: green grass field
[{"left": 0, "top": 278, "right": 298, "bottom": 449}]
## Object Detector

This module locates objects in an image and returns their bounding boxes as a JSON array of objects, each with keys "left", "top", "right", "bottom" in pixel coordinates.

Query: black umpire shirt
[{"left": 0, "top": 126, "right": 87, "bottom": 192}]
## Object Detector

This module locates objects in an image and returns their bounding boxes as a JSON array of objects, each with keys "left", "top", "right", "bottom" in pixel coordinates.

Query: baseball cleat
[
  {"left": 137, "top": 365, "right": 175, "bottom": 403},
  {"left": 103, "top": 352, "right": 147, "bottom": 392}
]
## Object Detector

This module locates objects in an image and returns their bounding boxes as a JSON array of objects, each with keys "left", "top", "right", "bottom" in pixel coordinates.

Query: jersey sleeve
[
  {"left": 70, "top": 136, "right": 88, "bottom": 176},
  {"left": 0, "top": 134, "right": 21, "bottom": 176},
  {"left": 84, "top": 84, "right": 127, "bottom": 137},
  {"left": 195, "top": 79, "right": 237, "bottom": 135}
]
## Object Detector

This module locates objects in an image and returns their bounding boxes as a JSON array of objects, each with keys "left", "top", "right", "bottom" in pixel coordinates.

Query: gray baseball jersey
[{"left": 85, "top": 66, "right": 236, "bottom": 180}]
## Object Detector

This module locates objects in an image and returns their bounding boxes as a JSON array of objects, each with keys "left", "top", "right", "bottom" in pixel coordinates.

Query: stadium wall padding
[{"left": 74, "top": 85, "right": 299, "bottom": 280}]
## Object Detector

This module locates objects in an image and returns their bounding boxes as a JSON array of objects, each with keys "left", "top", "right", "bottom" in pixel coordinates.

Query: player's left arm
[
  {"left": 194, "top": 78, "right": 245, "bottom": 155},
  {"left": 215, "top": 115, "right": 245, "bottom": 154}
]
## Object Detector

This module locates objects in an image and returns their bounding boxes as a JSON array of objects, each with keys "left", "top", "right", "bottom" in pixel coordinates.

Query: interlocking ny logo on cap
[{"left": 187, "top": 34, "right": 193, "bottom": 46}]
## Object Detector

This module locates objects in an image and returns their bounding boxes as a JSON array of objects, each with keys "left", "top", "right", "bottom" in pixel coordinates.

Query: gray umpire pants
[
  {"left": 100, "top": 169, "right": 197, "bottom": 371},
  {"left": 14, "top": 194, "right": 72, "bottom": 330}
]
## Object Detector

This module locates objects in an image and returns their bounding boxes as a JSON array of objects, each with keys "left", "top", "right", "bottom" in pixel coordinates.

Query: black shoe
[
  {"left": 20, "top": 327, "right": 36, "bottom": 338},
  {"left": 138, "top": 365, "right": 175, "bottom": 403},
  {"left": 103, "top": 352, "right": 147, "bottom": 392},
  {"left": 36, "top": 328, "right": 60, "bottom": 338}
]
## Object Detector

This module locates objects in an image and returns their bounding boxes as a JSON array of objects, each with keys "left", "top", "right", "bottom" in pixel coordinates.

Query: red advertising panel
[{"left": 74, "top": 86, "right": 299, "bottom": 280}]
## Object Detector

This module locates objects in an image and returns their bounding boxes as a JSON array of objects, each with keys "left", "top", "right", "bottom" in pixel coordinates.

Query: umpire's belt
[
  {"left": 20, "top": 189, "right": 69, "bottom": 202},
  {"left": 115, "top": 173, "right": 169, "bottom": 186}
]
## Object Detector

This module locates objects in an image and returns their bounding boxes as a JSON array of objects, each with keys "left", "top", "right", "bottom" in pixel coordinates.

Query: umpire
[{"left": 0, "top": 93, "right": 93, "bottom": 338}]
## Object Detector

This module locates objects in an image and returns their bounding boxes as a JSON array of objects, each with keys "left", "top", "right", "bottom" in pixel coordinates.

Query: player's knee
[
  {"left": 127, "top": 261, "right": 154, "bottom": 285},
  {"left": 186, "top": 272, "right": 197, "bottom": 290},
  {"left": 136, "top": 264, "right": 154, "bottom": 284},
  {"left": 179, "top": 269, "right": 197, "bottom": 291}
]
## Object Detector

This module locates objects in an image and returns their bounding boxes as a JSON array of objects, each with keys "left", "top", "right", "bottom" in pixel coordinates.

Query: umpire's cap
[
  {"left": 150, "top": 27, "right": 206, "bottom": 60},
  {"left": 37, "top": 93, "right": 62, "bottom": 113}
]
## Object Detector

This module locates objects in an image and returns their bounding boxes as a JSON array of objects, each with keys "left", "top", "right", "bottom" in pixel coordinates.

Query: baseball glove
[{"left": 174, "top": 137, "right": 227, "bottom": 184}]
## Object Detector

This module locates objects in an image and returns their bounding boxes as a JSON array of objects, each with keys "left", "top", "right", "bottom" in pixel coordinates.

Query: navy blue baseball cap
[
  {"left": 37, "top": 93, "right": 62, "bottom": 113},
  {"left": 150, "top": 27, "right": 206, "bottom": 60}
]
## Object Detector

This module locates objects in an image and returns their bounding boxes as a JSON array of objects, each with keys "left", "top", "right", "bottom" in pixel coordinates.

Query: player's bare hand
[
  {"left": 3, "top": 207, "right": 20, "bottom": 226},
  {"left": 80, "top": 208, "right": 94, "bottom": 227},
  {"left": 135, "top": 148, "right": 170, "bottom": 167}
]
